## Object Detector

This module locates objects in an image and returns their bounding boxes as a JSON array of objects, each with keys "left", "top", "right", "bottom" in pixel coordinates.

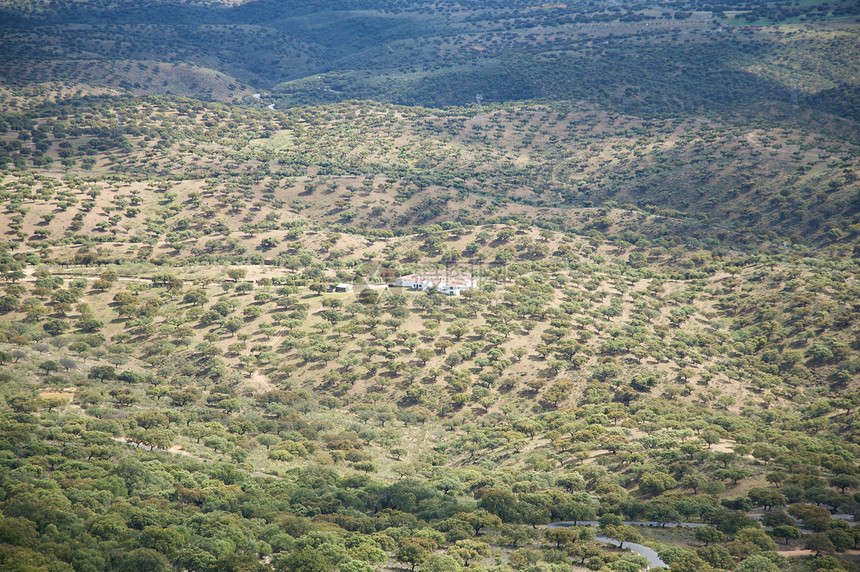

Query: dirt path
[
  {"left": 241, "top": 326, "right": 287, "bottom": 393},
  {"left": 779, "top": 549, "right": 860, "bottom": 557},
  {"left": 268, "top": 327, "right": 288, "bottom": 348},
  {"left": 249, "top": 369, "right": 274, "bottom": 393},
  {"left": 114, "top": 437, "right": 282, "bottom": 479},
  {"left": 113, "top": 436, "right": 209, "bottom": 461}
]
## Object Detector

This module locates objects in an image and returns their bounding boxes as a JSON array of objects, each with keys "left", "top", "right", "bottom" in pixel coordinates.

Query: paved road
[
  {"left": 550, "top": 520, "right": 710, "bottom": 529},
  {"left": 549, "top": 521, "right": 692, "bottom": 569},
  {"left": 549, "top": 513, "right": 855, "bottom": 570},
  {"left": 596, "top": 535, "right": 667, "bottom": 570},
  {"left": 549, "top": 521, "right": 690, "bottom": 569}
]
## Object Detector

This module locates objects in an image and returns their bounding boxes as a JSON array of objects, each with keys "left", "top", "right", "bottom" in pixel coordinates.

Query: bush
[{"left": 117, "top": 371, "right": 145, "bottom": 383}]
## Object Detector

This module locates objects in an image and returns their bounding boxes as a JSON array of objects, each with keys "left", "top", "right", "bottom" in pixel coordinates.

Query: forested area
[
  {"left": 0, "top": 0, "right": 858, "bottom": 571},
  {"left": 0, "top": 92, "right": 858, "bottom": 568}
]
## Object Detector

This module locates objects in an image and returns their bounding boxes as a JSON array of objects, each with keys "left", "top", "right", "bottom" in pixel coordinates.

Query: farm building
[{"left": 394, "top": 270, "right": 477, "bottom": 296}]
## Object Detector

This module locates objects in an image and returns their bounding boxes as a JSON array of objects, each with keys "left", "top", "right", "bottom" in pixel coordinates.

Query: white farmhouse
[{"left": 394, "top": 270, "right": 477, "bottom": 296}]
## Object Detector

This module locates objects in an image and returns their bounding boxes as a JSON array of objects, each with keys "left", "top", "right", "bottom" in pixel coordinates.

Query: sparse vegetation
[{"left": 0, "top": 1, "right": 858, "bottom": 571}]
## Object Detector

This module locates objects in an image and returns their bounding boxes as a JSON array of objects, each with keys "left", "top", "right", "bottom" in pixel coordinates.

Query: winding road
[
  {"left": 548, "top": 521, "right": 679, "bottom": 569},
  {"left": 549, "top": 513, "right": 855, "bottom": 570},
  {"left": 596, "top": 535, "right": 667, "bottom": 570}
]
